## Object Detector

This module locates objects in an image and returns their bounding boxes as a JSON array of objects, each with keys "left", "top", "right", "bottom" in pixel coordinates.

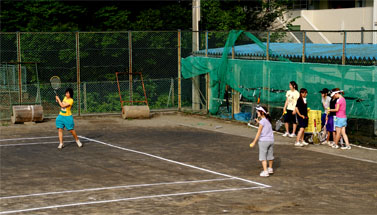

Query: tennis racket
[
  {"left": 50, "top": 76, "right": 61, "bottom": 96},
  {"left": 275, "top": 113, "right": 284, "bottom": 131}
]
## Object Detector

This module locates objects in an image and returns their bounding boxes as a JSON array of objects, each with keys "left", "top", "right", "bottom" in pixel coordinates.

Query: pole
[
  {"left": 205, "top": 30, "right": 210, "bottom": 114},
  {"left": 302, "top": 31, "right": 306, "bottom": 63},
  {"left": 84, "top": 82, "right": 87, "bottom": 112},
  {"left": 231, "top": 46, "right": 240, "bottom": 118},
  {"left": 76, "top": 32, "right": 81, "bottom": 116},
  {"left": 129, "top": 31, "right": 133, "bottom": 105},
  {"left": 342, "top": 31, "right": 346, "bottom": 65},
  {"left": 267, "top": 32, "right": 271, "bottom": 112},
  {"left": 192, "top": 0, "right": 201, "bottom": 111},
  {"left": 17, "top": 32, "right": 22, "bottom": 104},
  {"left": 178, "top": 30, "right": 182, "bottom": 111}
]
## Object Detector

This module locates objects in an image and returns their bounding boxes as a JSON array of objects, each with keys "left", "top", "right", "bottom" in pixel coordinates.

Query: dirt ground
[{"left": 1, "top": 112, "right": 377, "bottom": 214}]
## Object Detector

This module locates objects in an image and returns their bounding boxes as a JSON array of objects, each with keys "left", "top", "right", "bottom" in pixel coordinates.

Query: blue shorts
[
  {"left": 56, "top": 115, "right": 75, "bottom": 130},
  {"left": 334, "top": 117, "right": 347, "bottom": 128},
  {"left": 326, "top": 115, "right": 335, "bottom": 132},
  {"left": 321, "top": 113, "right": 327, "bottom": 126}
]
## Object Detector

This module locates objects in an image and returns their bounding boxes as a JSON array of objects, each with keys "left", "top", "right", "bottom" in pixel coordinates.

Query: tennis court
[{"left": 1, "top": 114, "right": 377, "bottom": 214}]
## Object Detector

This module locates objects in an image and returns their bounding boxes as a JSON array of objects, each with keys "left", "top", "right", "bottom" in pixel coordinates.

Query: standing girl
[
  {"left": 283, "top": 81, "right": 299, "bottom": 138},
  {"left": 325, "top": 90, "right": 338, "bottom": 146},
  {"left": 250, "top": 106, "right": 274, "bottom": 177},
  {"left": 55, "top": 88, "right": 83, "bottom": 150},
  {"left": 319, "top": 88, "right": 331, "bottom": 145},
  {"left": 295, "top": 88, "right": 309, "bottom": 147},
  {"left": 328, "top": 89, "right": 351, "bottom": 149}
]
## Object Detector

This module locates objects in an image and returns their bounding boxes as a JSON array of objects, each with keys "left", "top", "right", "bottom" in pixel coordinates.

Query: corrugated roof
[{"left": 196, "top": 43, "right": 377, "bottom": 60}]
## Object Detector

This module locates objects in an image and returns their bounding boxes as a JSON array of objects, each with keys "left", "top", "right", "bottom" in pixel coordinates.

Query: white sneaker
[
  {"left": 76, "top": 140, "right": 83, "bottom": 148},
  {"left": 332, "top": 144, "right": 340, "bottom": 149},
  {"left": 289, "top": 133, "right": 296, "bottom": 138},
  {"left": 301, "top": 141, "right": 309, "bottom": 146},
  {"left": 260, "top": 171, "right": 269, "bottom": 177},
  {"left": 294, "top": 141, "right": 304, "bottom": 147},
  {"left": 341, "top": 146, "right": 351, "bottom": 150},
  {"left": 282, "top": 132, "right": 289, "bottom": 137},
  {"left": 58, "top": 143, "right": 64, "bottom": 150},
  {"left": 321, "top": 141, "right": 328, "bottom": 145},
  {"left": 267, "top": 167, "right": 274, "bottom": 174},
  {"left": 328, "top": 141, "right": 334, "bottom": 146}
]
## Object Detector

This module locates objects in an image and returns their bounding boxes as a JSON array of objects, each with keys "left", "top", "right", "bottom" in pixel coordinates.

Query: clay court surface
[{"left": 1, "top": 113, "right": 377, "bottom": 214}]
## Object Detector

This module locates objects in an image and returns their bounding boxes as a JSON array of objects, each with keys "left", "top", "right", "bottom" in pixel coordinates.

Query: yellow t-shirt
[
  {"left": 59, "top": 97, "right": 73, "bottom": 116},
  {"left": 286, "top": 90, "right": 300, "bottom": 111}
]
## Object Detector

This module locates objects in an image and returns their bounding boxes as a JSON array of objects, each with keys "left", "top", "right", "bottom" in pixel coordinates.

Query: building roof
[{"left": 196, "top": 43, "right": 377, "bottom": 60}]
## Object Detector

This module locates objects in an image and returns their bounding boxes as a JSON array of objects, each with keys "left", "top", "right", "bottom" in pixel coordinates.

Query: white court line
[
  {"left": 303, "top": 149, "right": 377, "bottom": 164},
  {"left": 0, "top": 178, "right": 232, "bottom": 200},
  {"left": 0, "top": 141, "right": 77, "bottom": 147},
  {"left": 0, "top": 186, "right": 264, "bottom": 214},
  {"left": 0, "top": 136, "right": 71, "bottom": 142},
  {"left": 80, "top": 136, "right": 271, "bottom": 188}
]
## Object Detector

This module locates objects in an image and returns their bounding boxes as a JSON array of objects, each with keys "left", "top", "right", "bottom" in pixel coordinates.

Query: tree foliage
[{"left": 1, "top": 0, "right": 292, "bottom": 32}]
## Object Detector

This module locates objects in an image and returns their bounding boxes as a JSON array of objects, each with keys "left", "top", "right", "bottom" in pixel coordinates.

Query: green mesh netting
[{"left": 182, "top": 30, "right": 377, "bottom": 120}]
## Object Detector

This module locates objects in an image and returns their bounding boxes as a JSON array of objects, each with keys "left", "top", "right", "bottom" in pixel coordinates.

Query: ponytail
[{"left": 290, "top": 81, "right": 298, "bottom": 91}]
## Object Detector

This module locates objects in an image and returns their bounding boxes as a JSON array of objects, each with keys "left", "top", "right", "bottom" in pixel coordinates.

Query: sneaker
[
  {"left": 332, "top": 144, "right": 340, "bottom": 149},
  {"left": 282, "top": 132, "right": 289, "bottom": 137},
  {"left": 341, "top": 146, "right": 351, "bottom": 150},
  {"left": 328, "top": 141, "right": 334, "bottom": 147},
  {"left": 321, "top": 141, "right": 329, "bottom": 145},
  {"left": 289, "top": 133, "right": 296, "bottom": 138},
  {"left": 294, "top": 141, "right": 304, "bottom": 147},
  {"left": 260, "top": 171, "right": 269, "bottom": 177},
  {"left": 267, "top": 167, "right": 274, "bottom": 174},
  {"left": 301, "top": 141, "right": 309, "bottom": 146},
  {"left": 76, "top": 140, "right": 83, "bottom": 148},
  {"left": 57, "top": 143, "right": 64, "bottom": 150}
]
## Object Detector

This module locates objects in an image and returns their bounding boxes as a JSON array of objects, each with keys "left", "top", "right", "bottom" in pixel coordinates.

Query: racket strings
[{"left": 50, "top": 77, "right": 61, "bottom": 90}]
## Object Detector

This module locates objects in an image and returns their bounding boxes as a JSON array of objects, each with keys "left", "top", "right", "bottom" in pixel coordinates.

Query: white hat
[
  {"left": 330, "top": 90, "right": 343, "bottom": 97},
  {"left": 256, "top": 106, "right": 267, "bottom": 114}
]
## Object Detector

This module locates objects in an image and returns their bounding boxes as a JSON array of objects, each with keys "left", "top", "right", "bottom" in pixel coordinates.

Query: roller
[
  {"left": 11, "top": 105, "right": 44, "bottom": 124},
  {"left": 122, "top": 105, "right": 150, "bottom": 119}
]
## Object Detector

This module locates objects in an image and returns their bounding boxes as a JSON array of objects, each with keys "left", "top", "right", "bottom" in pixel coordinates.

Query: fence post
[
  {"left": 267, "top": 31, "right": 270, "bottom": 112},
  {"left": 205, "top": 30, "right": 210, "bottom": 114},
  {"left": 17, "top": 32, "right": 22, "bottom": 104},
  {"left": 129, "top": 31, "right": 133, "bottom": 105},
  {"left": 302, "top": 31, "right": 306, "bottom": 63},
  {"left": 342, "top": 31, "right": 346, "bottom": 65},
  {"left": 76, "top": 32, "right": 81, "bottom": 116},
  {"left": 178, "top": 30, "right": 182, "bottom": 111},
  {"left": 231, "top": 46, "right": 240, "bottom": 119}
]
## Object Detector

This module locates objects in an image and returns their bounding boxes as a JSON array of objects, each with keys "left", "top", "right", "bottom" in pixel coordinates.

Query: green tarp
[{"left": 182, "top": 30, "right": 377, "bottom": 120}]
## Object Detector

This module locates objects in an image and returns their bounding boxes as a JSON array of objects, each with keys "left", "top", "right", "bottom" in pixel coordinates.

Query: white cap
[
  {"left": 256, "top": 106, "right": 267, "bottom": 114},
  {"left": 330, "top": 90, "right": 343, "bottom": 97}
]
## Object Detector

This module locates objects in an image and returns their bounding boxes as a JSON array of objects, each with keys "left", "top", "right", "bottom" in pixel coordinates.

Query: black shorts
[
  {"left": 284, "top": 110, "right": 297, "bottom": 124},
  {"left": 297, "top": 116, "right": 308, "bottom": 128}
]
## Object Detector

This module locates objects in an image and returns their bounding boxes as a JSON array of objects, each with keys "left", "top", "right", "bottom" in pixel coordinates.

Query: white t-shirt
[
  {"left": 286, "top": 90, "right": 300, "bottom": 111},
  {"left": 322, "top": 96, "right": 331, "bottom": 111}
]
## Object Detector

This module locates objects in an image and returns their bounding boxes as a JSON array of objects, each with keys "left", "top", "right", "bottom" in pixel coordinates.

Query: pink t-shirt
[{"left": 336, "top": 97, "right": 347, "bottom": 118}]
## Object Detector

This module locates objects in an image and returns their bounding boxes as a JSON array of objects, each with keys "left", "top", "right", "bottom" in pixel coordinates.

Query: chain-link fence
[{"left": 0, "top": 30, "right": 376, "bottom": 131}]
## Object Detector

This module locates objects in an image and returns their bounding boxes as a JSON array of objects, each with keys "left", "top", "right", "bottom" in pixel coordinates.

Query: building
[{"left": 279, "top": 0, "right": 377, "bottom": 44}]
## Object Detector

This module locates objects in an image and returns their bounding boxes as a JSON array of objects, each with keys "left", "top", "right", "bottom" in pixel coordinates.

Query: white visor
[
  {"left": 256, "top": 106, "right": 267, "bottom": 114},
  {"left": 330, "top": 90, "right": 343, "bottom": 97}
]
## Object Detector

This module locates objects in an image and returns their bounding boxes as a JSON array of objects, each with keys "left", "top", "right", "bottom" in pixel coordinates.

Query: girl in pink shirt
[{"left": 328, "top": 89, "right": 351, "bottom": 149}]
